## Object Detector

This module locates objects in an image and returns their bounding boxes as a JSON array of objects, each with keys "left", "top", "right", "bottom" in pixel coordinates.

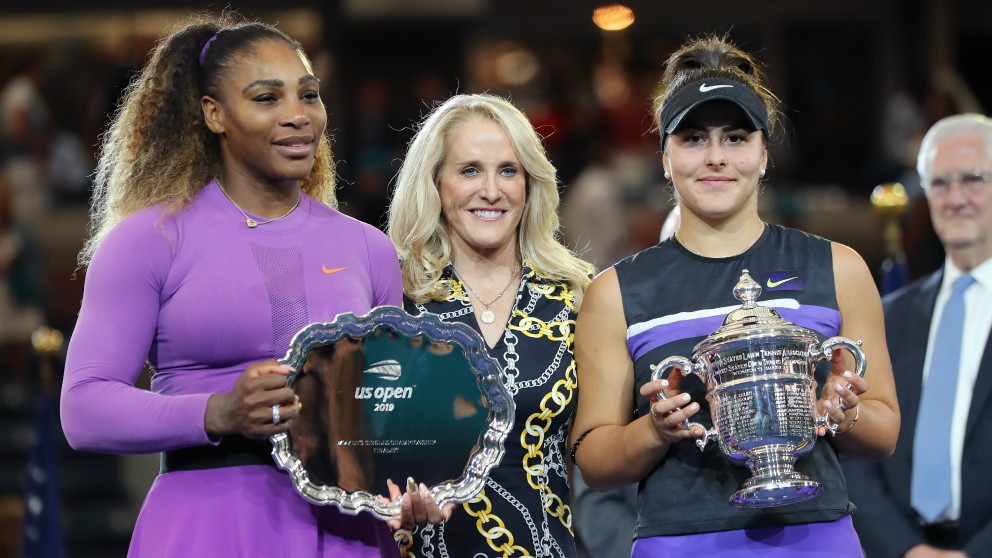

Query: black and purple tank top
[{"left": 614, "top": 224, "right": 855, "bottom": 537}]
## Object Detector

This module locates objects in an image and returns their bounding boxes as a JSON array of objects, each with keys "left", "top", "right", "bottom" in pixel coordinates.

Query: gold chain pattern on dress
[
  {"left": 394, "top": 529, "right": 414, "bottom": 558},
  {"left": 464, "top": 489, "right": 532, "bottom": 557},
  {"left": 408, "top": 262, "right": 577, "bottom": 556},
  {"left": 513, "top": 314, "right": 573, "bottom": 342},
  {"left": 509, "top": 283, "right": 577, "bottom": 535},
  {"left": 528, "top": 281, "right": 577, "bottom": 311},
  {"left": 436, "top": 277, "right": 469, "bottom": 302}
]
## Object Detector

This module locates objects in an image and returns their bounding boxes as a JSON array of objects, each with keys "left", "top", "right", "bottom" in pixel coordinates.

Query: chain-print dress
[{"left": 395, "top": 260, "right": 579, "bottom": 558}]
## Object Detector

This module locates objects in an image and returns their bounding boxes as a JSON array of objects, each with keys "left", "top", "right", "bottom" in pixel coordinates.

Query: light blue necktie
[{"left": 911, "top": 274, "right": 976, "bottom": 523}]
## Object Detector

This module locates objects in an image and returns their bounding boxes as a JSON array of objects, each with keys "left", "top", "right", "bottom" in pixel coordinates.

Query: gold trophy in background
[
  {"left": 31, "top": 326, "right": 64, "bottom": 393},
  {"left": 870, "top": 183, "right": 909, "bottom": 294}
]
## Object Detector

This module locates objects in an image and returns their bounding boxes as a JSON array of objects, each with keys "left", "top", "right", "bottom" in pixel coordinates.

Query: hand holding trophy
[
  {"left": 270, "top": 306, "right": 515, "bottom": 522},
  {"left": 650, "top": 270, "right": 866, "bottom": 508}
]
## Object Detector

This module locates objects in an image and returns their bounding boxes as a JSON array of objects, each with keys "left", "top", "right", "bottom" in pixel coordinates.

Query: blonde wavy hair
[
  {"left": 80, "top": 13, "right": 336, "bottom": 268},
  {"left": 387, "top": 94, "right": 593, "bottom": 308}
]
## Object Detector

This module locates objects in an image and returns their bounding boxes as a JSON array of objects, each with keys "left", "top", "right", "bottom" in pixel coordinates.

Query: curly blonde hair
[
  {"left": 80, "top": 13, "right": 336, "bottom": 267},
  {"left": 387, "top": 94, "right": 593, "bottom": 308}
]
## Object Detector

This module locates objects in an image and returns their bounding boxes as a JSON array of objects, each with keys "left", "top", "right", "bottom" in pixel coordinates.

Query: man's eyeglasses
[{"left": 926, "top": 170, "right": 992, "bottom": 194}]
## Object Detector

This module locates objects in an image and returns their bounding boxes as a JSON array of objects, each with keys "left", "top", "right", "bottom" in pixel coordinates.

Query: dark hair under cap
[{"left": 659, "top": 76, "right": 769, "bottom": 145}]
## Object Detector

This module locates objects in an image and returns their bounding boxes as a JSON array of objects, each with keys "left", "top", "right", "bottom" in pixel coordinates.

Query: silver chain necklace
[
  {"left": 216, "top": 178, "right": 301, "bottom": 229},
  {"left": 454, "top": 264, "right": 519, "bottom": 324}
]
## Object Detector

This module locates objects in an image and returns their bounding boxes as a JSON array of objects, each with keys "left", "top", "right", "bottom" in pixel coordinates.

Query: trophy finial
[
  {"left": 733, "top": 269, "right": 762, "bottom": 308},
  {"left": 870, "top": 182, "right": 909, "bottom": 261},
  {"left": 31, "top": 326, "right": 64, "bottom": 394},
  {"left": 870, "top": 182, "right": 909, "bottom": 220}
]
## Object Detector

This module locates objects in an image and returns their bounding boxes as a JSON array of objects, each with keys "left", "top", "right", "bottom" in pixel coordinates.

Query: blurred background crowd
[{"left": 0, "top": 0, "right": 988, "bottom": 556}]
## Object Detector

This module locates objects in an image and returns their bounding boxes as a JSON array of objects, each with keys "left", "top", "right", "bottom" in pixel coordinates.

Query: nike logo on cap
[{"left": 699, "top": 83, "right": 734, "bottom": 93}]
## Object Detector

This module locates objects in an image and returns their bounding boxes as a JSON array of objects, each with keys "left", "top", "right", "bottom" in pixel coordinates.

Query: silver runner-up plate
[{"left": 269, "top": 306, "right": 515, "bottom": 521}]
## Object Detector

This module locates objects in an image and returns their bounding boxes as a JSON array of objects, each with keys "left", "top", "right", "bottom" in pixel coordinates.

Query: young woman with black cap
[{"left": 569, "top": 35, "right": 899, "bottom": 556}]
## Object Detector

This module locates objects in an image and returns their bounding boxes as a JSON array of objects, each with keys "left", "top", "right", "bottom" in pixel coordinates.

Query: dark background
[{"left": 0, "top": 1, "right": 987, "bottom": 556}]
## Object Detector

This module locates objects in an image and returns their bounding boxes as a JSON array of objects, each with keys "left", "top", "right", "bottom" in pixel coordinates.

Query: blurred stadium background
[{"left": 0, "top": 1, "right": 988, "bottom": 556}]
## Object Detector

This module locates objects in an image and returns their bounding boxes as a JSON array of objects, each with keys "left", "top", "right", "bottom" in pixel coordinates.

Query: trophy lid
[{"left": 694, "top": 269, "right": 817, "bottom": 354}]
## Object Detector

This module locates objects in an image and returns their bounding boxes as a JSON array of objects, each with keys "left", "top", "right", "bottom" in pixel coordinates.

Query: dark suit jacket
[{"left": 843, "top": 270, "right": 992, "bottom": 557}]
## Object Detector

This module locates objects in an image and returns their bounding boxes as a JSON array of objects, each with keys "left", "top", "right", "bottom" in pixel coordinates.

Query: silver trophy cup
[{"left": 650, "top": 269, "right": 866, "bottom": 508}]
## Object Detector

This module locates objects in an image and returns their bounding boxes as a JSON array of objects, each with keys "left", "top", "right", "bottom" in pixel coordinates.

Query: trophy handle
[
  {"left": 814, "top": 337, "right": 867, "bottom": 436},
  {"left": 649, "top": 357, "right": 716, "bottom": 451}
]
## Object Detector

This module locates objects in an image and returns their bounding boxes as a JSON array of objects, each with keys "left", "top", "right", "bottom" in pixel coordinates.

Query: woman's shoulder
[
  {"left": 90, "top": 204, "right": 179, "bottom": 273},
  {"left": 306, "top": 200, "right": 395, "bottom": 251},
  {"left": 308, "top": 200, "right": 388, "bottom": 237},
  {"left": 105, "top": 204, "right": 177, "bottom": 245},
  {"left": 524, "top": 260, "right": 574, "bottom": 283},
  {"left": 767, "top": 224, "right": 860, "bottom": 271},
  {"left": 116, "top": 202, "right": 168, "bottom": 226},
  {"left": 611, "top": 241, "right": 677, "bottom": 280},
  {"left": 830, "top": 241, "right": 873, "bottom": 289},
  {"left": 768, "top": 223, "right": 832, "bottom": 247},
  {"left": 102, "top": 183, "right": 230, "bottom": 251}
]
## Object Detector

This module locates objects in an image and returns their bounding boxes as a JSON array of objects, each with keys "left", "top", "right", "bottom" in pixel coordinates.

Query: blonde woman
[{"left": 388, "top": 93, "right": 593, "bottom": 557}]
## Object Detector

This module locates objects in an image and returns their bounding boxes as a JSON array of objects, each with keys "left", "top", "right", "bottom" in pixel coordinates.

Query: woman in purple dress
[{"left": 61, "top": 14, "right": 441, "bottom": 557}]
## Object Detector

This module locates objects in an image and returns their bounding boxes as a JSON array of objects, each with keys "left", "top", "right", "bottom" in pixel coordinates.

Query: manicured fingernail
[
  {"left": 419, "top": 482, "right": 428, "bottom": 496},
  {"left": 661, "top": 380, "right": 669, "bottom": 388},
  {"left": 407, "top": 477, "right": 417, "bottom": 493},
  {"left": 824, "top": 401, "right": 833, "bottom": 409},
  {"left": 689, "top": 403, "right": 699, "bottom": 411},
  {"left": 682, "top": 394, "right": 691, "bottom": 402},
  {"left": 835, "top": 384, "right": 845, "bottom": 393},
  {"left": 843, "top": 371, "right": 852, "bottom": 379}
]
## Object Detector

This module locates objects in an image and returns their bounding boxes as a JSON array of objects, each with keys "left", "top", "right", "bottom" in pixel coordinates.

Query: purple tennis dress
[{"left": 61, "top": 180, "right": 403, "bottom": 557}]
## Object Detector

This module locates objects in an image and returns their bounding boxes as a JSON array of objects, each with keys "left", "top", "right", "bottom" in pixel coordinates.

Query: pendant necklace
[
  {"left": 216, "top": 178, "right": 301, "bottom": 229},
  {"left": 454, "top": 265, "right": 520, "bottom": 325}
]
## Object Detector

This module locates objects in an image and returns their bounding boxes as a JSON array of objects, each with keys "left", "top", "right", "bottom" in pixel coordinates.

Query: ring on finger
[
  {"left": 837, "top": 398, "right": 848, "bottom": 412},
  {"left": 272, "top": 404, "right": 281, "bottom": 425},
  {"left": 650, "top": 403, "right": 661, "bottom": 418}
]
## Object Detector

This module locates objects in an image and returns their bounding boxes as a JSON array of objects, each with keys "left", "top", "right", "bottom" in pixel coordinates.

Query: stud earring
[
  {"left": 760, "top": 169, "right": 766, "bottom": 178},
  {"left": 664, "top": 171, "right": 671, "bottom": 180}
]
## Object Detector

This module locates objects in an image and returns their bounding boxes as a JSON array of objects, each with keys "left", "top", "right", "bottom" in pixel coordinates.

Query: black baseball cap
[{"left": 659, "top": 77, "right": 769, "bottom": 145}]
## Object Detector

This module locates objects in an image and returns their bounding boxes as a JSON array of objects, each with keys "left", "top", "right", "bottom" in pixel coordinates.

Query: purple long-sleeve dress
[{"left": 61, "top": 180, "right": 403, "bottom": 557}]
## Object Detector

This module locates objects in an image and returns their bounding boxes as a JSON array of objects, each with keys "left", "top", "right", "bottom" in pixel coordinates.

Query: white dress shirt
[{"left": 918, "top": 257, "right": 992, "bottom": 522}]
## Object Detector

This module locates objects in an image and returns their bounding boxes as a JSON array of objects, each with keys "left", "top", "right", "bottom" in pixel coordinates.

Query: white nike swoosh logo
[{"left": 699, "top": 83, "right": 734, "bottom": 93}]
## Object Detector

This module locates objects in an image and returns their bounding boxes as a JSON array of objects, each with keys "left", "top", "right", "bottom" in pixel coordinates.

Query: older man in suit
[{"left": 845, "top": 113, "right": 992, "bottom": 557}]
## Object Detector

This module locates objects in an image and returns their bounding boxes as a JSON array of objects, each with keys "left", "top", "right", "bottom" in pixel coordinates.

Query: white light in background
[
  {"left": 594, "top": 63, "right": 631, "bottom": 109},
  {"left": 495, "top": 48, "right": 540, "bottom": 87}
]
